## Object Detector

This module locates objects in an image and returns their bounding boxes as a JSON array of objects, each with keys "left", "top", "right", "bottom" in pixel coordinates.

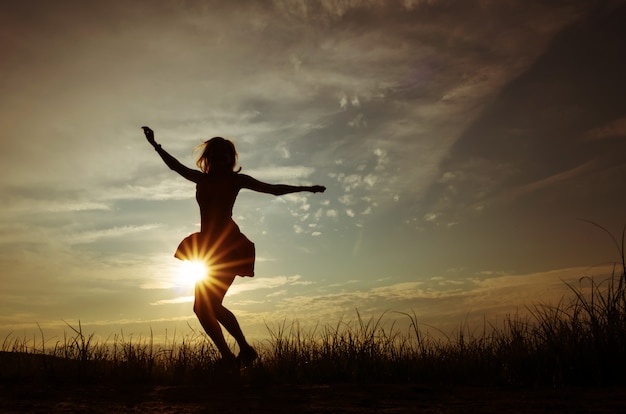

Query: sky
[{"left": 1, "top": 0, "right": 626, "bottom": 345}]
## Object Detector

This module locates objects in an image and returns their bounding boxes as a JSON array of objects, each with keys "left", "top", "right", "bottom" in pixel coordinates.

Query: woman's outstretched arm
[
  {"left": 142, "top": 126, "right": 202, "bottom": 182},
  {"left": 240, "top": 174, "right": 326, "bottom": 196}
]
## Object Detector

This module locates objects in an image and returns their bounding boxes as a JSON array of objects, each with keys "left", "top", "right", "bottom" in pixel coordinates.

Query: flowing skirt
[{"left": 174, "top": 222, "right": 255, "bottom": 277}]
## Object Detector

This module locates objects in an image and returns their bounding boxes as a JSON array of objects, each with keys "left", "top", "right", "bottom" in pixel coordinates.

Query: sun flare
[{"left": 176, "top": 260, "right": 209, "bottom": 287}]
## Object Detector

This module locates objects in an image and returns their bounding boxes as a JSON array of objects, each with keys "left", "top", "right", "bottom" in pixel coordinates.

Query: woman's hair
[{"left": 194, "top": 137, "right": 241, "bottom": 173}]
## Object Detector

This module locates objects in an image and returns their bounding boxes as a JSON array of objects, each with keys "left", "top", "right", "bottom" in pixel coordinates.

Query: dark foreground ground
[{"left": 1, "top": 382, "right": 625, "bottom": 413}]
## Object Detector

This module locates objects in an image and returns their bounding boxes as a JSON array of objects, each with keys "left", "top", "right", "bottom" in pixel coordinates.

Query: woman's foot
[{"left": 237, "top": 345, "right": 258, "bottom": 364}]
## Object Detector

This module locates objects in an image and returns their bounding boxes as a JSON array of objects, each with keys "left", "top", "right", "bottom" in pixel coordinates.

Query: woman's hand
[
  {"left": 310, "top": 185, "right": 326, "bottom": 193},
  {"left": 142, "top": 126, "right": 157, "bottom": 147}
]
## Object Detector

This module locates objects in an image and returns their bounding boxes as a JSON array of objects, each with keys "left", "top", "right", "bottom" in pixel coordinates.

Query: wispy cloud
[
  {"left": 101, "top": 179, "right": 196, "bottom": 202},
  {"left": 151, "top": 296, "right": 193, "bottom": 306},
  {"left": 584, "top": 116, "right": 626, "bottom": 141},
  {"left": 67, "top": 224, "right": 162, "bottom": 245},
  {"left": 246, "top": 166, "right": 315, "bottom": 181},
  {"left": 232, "top": 264, "right": 618, "bottom": 334}
]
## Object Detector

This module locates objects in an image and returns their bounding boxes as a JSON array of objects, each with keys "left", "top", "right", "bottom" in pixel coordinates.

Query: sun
[{"left": 176, "top": 260, "right": 209, "bottom": 287}]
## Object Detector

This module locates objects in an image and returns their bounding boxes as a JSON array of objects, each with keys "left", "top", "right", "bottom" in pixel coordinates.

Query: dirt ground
[{"left": 1, "top": 382, "right": 625, "bottom": 413}]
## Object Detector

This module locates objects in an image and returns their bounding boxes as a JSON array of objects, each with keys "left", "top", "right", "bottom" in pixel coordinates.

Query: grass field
[{"left": 2, "top": 225, "right": 625, "bottom": 388}]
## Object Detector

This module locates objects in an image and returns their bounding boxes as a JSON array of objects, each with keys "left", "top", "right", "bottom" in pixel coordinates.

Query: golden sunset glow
[
  {"left": 1, "top": 1, "right": 624, "bottom": 345},
  {"left": 176, "top": 260, "right": 209, "bottom": 287}
]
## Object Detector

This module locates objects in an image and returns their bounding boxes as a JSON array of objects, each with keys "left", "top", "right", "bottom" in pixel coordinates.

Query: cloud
[
  {"left": 0, "top": 185, "right": 115, "bottom": 217},
  {"left": 151, "top": 296, "right": 193, "bottom": 306},
  {"left": 234, "top": 263, "right": 618, "bottom": 336},
  {"left": 245, "top": 166, "right": 315, "bottom": 181},
  {"left": 491, "top": 158, "right": 603, "bottom": 206},
  {"left": 584, "top": 116, "right": 626, "bottom": 141},
  {"left": 102, "top": 179, "right": 196, "bottom": 202},
  {"left": 420, "top": 1, "right": 626, "bottom": 226},
  {"left": 233, "top": 274, "right": 313, "bottom": 294},
  {"left": 67, "top": 224, "right": 162, "bottom": 245}
]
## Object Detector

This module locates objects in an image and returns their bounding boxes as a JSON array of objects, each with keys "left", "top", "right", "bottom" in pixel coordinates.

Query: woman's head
[{"left": 195, "top": 137, "right": 240, "bottom": 173}]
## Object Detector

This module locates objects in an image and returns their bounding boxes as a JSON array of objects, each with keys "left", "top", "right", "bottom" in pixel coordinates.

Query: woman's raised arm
[
  {"left": 239, "top": 174, "right": 326, "bottom": 196},
  {"left": 142, "top": 126, "right": 202, "bottom": 183}
]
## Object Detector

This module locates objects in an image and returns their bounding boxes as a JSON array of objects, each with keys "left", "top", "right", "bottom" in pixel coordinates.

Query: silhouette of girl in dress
[{"left": 142, "top": 126, "right": 325, "bottom": 364}]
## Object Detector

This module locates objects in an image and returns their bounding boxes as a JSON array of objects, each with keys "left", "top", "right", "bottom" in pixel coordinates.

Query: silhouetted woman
[{"left": 142, "top": 126, "right": 325, "bottom": 364}]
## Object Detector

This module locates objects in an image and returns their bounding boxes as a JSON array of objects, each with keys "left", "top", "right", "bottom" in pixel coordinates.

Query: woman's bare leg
[
  {"left": 194, "top": 276, "right": 235, "bottom": 359},
  {"left": 195, "top": 308, "right": 233, "bottom": 358},
  {"left": 214, "top": 304, "right": 252, "bottom": 349},
  {"left": 195, "top": 274, "right": 257, "bottom": 361},
  {"left": 220, "top": 310, "right": 257, "bottom": 362}
]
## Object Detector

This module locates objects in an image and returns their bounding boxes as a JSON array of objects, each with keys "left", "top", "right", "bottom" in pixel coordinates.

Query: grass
[{"left": 2, "top": 224, "right": 625, "bottom": 387}]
